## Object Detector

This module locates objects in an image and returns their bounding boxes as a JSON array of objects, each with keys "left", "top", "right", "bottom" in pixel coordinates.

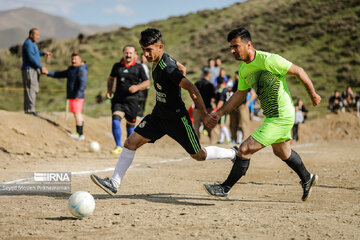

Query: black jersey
[
  {"left": 110, "top": 59, "right": 148, "bottom": 101},
  {"left": 194, "top": 79, "right": 215, "bottom": 109},
  {"left": 216, "top": 87, "right": 229, "bottom": 104},
  {"left": 151, "top": 53, "right": 186, "bottom": 119}
]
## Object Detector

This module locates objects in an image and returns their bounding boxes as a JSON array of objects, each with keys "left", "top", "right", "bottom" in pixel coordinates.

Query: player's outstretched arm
[
  {"left": 179, "top": 77, "right": 215, "bottom": 127},
  {"left": 287, "top": 64, "right": 321, "bottom": 106}
]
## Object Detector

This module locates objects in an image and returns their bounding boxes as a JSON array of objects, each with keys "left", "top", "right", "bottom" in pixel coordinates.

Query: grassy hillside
[{"left": 0, "top": 0, "right": 359, "bottom": 119}]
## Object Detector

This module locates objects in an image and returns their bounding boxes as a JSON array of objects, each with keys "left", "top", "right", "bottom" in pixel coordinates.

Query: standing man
[
  {"left": 47, "top": 53, "right": 88, "bottom": 140},
  {"left": 21, "top": 28, "right": 52, "bottom": 116},
  {"left": 202, "top": 58, "right": 218, "bottom": 85},
  {"left": 137, "top": 53, "right": 151, "bottom": 118},
  {"left": 203, "top": 28, "right": 321, "bottom": 201},
  {"left": 90, "top": 28, "right": 237, "bottom": 196},
  {"left": 108, "top": 45, "right": 150, "bottom": 154},
  {"left": 194, "top": 70, "right": 216, "bottom": 143}
]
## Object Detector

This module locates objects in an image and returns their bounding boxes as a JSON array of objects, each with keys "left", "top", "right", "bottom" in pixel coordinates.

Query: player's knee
[
  {"left": 273, "top": 148, "right": 288, "bottom": 160},
  {"left": 238, "top": 144, "right": 250, "bottom": 156},
  {"left": 124, "top": 136, "right": 137, "bottom": 150},
  {"left": 112, "top": 114, "right": 122, "bottom": 121}
]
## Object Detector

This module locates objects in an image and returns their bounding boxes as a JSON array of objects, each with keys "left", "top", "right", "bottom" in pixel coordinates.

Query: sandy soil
[{"left": 0, "top": 111, "right": 359, "bottom": 239}]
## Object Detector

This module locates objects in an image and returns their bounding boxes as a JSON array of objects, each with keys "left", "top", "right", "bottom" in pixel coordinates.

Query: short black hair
[
  {"left": 29, "top": 28, "right": 38, "bottom": 36},
  {"left": 227, "top": 28, "right": 251, "bottom": 42},
  {"left": 139, "top": 28, "right": 162, "bottom": 47}
]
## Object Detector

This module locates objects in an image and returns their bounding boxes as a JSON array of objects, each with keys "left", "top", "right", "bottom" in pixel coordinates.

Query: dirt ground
[{"left": 0, "top": 110, "right": 359, "bottom": 239}]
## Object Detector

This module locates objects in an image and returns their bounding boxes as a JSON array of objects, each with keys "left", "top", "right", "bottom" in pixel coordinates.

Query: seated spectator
[
  {"left": 342, "top": 86, "right": 355, "bottom": 111},
  {"left": 328, "top": 90, "right": 343, "bottom": 113}
]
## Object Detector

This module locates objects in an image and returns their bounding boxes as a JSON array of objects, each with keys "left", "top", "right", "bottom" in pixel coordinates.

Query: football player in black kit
[
  {"left": 91, "top": 28, "right": 237, "bottom": 196},
  {"left": 108, "top": 45, "right": 150, "bottom": 154}
]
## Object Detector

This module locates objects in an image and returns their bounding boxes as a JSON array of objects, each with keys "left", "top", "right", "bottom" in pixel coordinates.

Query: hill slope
[
  {"left": 0, "top": 0, "right": 358, "bottom": 118},
  {"left": 0, "top": 7, "right": 120, "bottom": 49}
]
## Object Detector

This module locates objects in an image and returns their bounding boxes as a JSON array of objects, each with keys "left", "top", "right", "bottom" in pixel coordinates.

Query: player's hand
[
  {"left": 311, "top": 93, "right": 321, "bottom": 106},
  {"left": 106, "top": 92, "right": 112, "bottom": 100},
  {"left": 205, "top": 112, "right": 219, "bottom": 129},
  {"left": 44, "top": 52, "right": 53, "bottom": 57},
  {"left": 128, "top": 85, "right": 139, "bottom": 94}
]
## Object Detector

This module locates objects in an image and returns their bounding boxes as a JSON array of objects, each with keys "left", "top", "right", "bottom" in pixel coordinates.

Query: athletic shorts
[
  {"left": 251, "top": 116, "right": 294, "bottom": 147},
  {"left": 134, "top": 112, "right": 201, "bottom": 154},
  {"left": 111, "top": 98, "right": 138, "bottom": 123},
  {"left": 69, "top": 98, "right": 84, "bottom": 113}
]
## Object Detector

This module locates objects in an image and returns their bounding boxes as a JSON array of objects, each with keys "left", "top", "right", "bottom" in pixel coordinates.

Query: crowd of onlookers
[
  {"left": 190, "top": 57, "right": 261, "bottom": 145},
  {"left": 328, "top": 86, "right": 360, "bottom": 116}
]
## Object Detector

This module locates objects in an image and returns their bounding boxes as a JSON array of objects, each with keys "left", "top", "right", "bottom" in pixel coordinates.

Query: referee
[
  {"left": 91, "top": 28, "right": 237, "bottom": 196},
  {"left": 107, "top": 45, "right": 150, "bottom": 154}
]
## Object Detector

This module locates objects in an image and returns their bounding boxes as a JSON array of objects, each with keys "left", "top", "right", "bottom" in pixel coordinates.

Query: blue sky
[{"left": 0, "top": 0, "right": 244, "bottom": 27}]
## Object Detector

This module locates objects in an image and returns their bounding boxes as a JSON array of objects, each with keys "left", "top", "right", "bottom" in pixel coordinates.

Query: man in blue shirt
[
  {"left": 47, "top": 53, "right": 88, "bottom": 140},
  {"left": 21, "top": 28, "right": 52, "bottom": 116}
]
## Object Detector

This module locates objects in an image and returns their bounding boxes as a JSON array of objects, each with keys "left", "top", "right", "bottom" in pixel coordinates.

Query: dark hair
[
  {"left": 71, "top": 52, "right": 80, "bottom": 57},
  {"left": 29, "top": 28, "right": 38, "bottom": 36},
  {"left": 203, "top": 70, "right": 210, "bottom": 76},
  {"left": 207, "top": 58, "right": 214, "bottom": 63},
  {"left": 217, "top": 77, "right": 225, "bottom": 86},
  {"left": 139, "top": 28, "right": 162, "bottom": 47},
  {"left": 227, "top": 28, "right": 251, "bottom": 42},
  {"left": 122, "top": 44, "right": 136, "bottom": 52}
]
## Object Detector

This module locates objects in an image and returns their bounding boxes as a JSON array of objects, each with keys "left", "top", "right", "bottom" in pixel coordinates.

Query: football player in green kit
[{"left": 203, "top": 28, "right": 321, "bottom": 201}]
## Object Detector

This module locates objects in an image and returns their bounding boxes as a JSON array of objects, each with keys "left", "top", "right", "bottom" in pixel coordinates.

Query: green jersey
[{"left": 237, "top": 50, "right": 294, "bottom": 120}]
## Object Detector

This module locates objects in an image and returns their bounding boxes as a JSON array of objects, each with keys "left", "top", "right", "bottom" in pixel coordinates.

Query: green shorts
[{"left": 251, "top": 117, "right": 294, "bottom": 147}]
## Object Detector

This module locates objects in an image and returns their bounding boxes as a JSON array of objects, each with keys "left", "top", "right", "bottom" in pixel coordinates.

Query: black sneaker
[
  {"left": 231, "top": 146, "right": 239, "bottom": 163},
  {"left": 90, "top": 174, "right": 117, "bottom": 196},
  {"left": 203, "top": 184, "right": 229, "bottom": 199},
  {"left": 300, "top": 174, "right": 318, "bottom": 201}
]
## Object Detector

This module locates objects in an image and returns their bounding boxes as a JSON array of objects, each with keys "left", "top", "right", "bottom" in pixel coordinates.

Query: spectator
[
  {"left": 292, "top": 103, "right": 304, "bottom": 143},
  {"left": 355, "top": 93, "right": 360, "bottom": 117},
  {"left": 137, "top": 53, "right": 151, "bottom": 118},
  {"left": 47, "top": 53, "right": 88, "bottom": 140},
  {"left": 215, "top": 77, "right": 231, "bottom": 144},
  {"left": 214, "top": 68, "right": 229, "bottom": 87},
  {"left": 328, "top": 90, "right": 343, "bottom": 113},
  {"left": 342, "top": 86, "right": 355, "bottom": 111},
  {"left": 194, "top": 70, "right": 216, "bottom": 143},
  {"left": 297, "top": 99, "right": 308, "bottom": 122},
  {"left": 21, "top": 28, "right": 52, "bottom": 116},
  {"left": 202, "top": 58, "right": 218, "bottom": 84}
]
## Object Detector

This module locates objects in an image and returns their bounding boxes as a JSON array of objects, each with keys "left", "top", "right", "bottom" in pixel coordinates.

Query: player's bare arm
[
  {"left": 287, "top": 64, "right": 321, "bottom": 106},
  {"left": 179, "top": 77, "right": 213, "bottom": 126},
  {"left": 107, "top": 76, "right": 115, "bottom": 99},
  {"left": 176, "top": 62, "right": 186, "bottom": 76},
  {"left": 128, "top": 79, "right": 150, "bottom": 93}
]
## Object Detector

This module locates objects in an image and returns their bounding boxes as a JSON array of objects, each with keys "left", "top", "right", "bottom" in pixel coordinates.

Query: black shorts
[
  {"left": 134, "top": 112, "right": 201, "bottom": 154},
  {"left": 111, "top": 98, "right": 138, "bottom": 123}
]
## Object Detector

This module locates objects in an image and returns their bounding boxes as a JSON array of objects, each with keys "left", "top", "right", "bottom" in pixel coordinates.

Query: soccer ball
[
  {"left": 89, "top": 141, "right": 100, "bottom": 152},
  {"left": 68, "top": 191, "right": 95, "bottom": 219}
]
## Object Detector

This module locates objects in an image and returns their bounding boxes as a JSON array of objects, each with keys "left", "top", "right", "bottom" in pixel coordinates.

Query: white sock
[
  {"left": 237, "top": 130, "right": 243, "bottom": 143},
  {"left": 223, "top": 126, "right": 231, "bottom": 142},
  {"left": 205, "top": 146, "right": 236, "bottom": 160},
  {"left": 111, "top": 147, "right": 136, "bottom": 189},
  {"left": 219, "top": 127, "right": 225, "bottom": 143}
]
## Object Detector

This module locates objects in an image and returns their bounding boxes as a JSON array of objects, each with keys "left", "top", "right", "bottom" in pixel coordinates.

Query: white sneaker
[{"left": 69, "top": 132, "right": 85, "bottom": 141}]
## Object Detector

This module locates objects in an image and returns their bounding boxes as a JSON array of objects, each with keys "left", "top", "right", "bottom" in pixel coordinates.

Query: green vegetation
[{"left": 0, "top": 0, "right": 358, "bottom": 119}]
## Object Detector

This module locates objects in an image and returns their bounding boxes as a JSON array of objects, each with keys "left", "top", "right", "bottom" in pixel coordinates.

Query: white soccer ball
[
  {"left": 68, "top": 191, "right": 95, "bottom": 219},
  {"left": 89, "top": 141, "right": 100, "bottom": 152}
]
